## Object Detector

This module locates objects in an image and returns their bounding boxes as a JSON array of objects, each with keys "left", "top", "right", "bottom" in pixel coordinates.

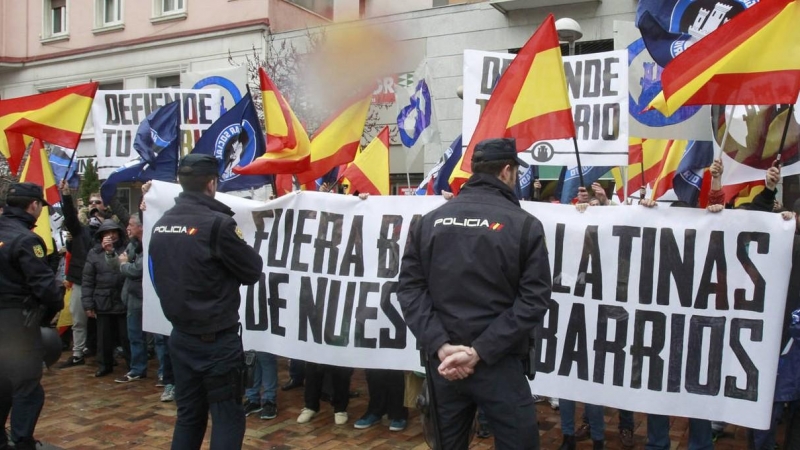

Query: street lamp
[{"left": 555, "top": 18, "right": 583, "bottom": 56}]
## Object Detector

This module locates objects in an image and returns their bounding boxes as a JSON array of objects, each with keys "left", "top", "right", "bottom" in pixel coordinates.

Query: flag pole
[
  {"left": 715, "top": 105, "right": 736, "bottom": 159},
  {"left": 571, "top": 137, "right": 585, "bottom": 187},
  {"left": 775, "top": 103, "right": 795, "bottom": 163},
  {"left": 639, "top": 160, "right": 646, "bottom": 192}
]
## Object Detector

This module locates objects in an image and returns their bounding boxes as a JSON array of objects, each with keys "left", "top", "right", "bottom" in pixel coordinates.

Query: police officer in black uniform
[
  {"left": 149, "top": 154, "right": 263, "bottom": 450},
  {"left": 0, "top": 182, "right": 63, "bottom": 450},
  {"left": 398, "top": 138, "right": 552, "bottom": 450}
]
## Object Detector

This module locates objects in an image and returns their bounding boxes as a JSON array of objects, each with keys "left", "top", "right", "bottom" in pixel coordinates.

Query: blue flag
[
  {"left": 636, "top": 0, "right": 756, "bottom": 68},
  {"left": 101, "top": 101, "right": 181, "bottom": 205},
  {"left": 191, "top": 91, "right": 271, "bottom": 193},
  {"left": 134, "top": 101, "right": 181, "bottom": 165},
  {"left": 560, "top": 166, "right": 612, "bottom": 204},
  {"left": 316, "top": 167, "right": 340, "bottom": 190},
  {"left": 433, "top": 135, "right": 463, "bottom": 195},
  {"left": 516, "top": 165, "right": 539, "bottom": 201},
  {"left": 48, "top": 145, "right": 80, "bottom": 189},
  {"left": 673, "top": 140, "right": 714, "bottom": 206}
]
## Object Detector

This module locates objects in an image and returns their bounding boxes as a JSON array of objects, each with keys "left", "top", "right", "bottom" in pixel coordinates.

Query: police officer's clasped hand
[{"left": 437, "top": 344, "right": 481, "bottom": 381}]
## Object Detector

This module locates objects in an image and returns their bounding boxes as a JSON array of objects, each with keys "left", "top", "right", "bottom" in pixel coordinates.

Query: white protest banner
[
  {"left": 181, "top": 66, "right": 248, "bottom": 116},
  {"left": 92, "top": 89, "right": 221, "bottom": 179},
  {"left": 143, "top": 181, "right": 792, "bottom": 429},
  {"left": 462, "top": 49, "right": 629, "bottom": 167}
]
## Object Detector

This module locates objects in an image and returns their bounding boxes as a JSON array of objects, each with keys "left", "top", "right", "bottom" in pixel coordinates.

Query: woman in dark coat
[{"left": 82, "top": 219, "right": 129, "bottom": 377}]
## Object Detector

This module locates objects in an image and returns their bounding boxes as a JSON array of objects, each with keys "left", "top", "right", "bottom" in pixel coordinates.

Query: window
[
  {"left": 94, "top": 0, "right": 123, "bottom": 32},
  {"left": 285, "top": 0, "right": 334, "bottom": 20},
  {"left": 42, "top": 0, "right": 69, "bottom": 41},
  {"left": 152, "top": 0, "right": 186, "bottom": 22},
  {"left": 154, "top": 75, "right": 180, "bottom": 88}
]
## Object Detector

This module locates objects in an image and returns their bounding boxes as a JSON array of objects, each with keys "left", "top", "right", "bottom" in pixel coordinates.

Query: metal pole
[{"left": 776, "top": 103, "right": 795, "bottom": 163}]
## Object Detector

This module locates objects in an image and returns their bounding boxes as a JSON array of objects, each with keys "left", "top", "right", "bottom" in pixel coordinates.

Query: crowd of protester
[{"left": 41, "top": 157, "right": 800, "bottom": 449}]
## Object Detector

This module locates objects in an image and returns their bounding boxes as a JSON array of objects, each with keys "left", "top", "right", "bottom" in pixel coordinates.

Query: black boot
[
  {"left": 593, "top": 439, "right": 605, "bottom": 450},
  {"left": 559, "top": 435, "right": 576, "bottom": 450}
]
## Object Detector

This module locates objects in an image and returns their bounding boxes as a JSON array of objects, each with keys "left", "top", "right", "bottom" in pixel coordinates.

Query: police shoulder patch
[
  {"left": 235, "top": 227, "right": 244, "bottom": 240},
  {"left": 33, "top": 244, "right": 44, "bottom": 258}
]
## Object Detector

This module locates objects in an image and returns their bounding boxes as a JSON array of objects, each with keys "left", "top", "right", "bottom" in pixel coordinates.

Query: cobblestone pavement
[{"left": 31, "top": 352, "right": 774, "bottom": 449}]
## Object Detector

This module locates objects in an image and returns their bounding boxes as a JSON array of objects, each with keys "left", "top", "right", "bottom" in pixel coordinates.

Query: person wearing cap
[
  {"left": 0, "top": 182, "right": 63, "bottom": 450},
  {"left": 398, "top": 138, "right": 551, "bottom": 449},
  {"left": 149, "top": 154, "right": 263, "bottom": 450},
  {"left": 57, "top": 179, "right": 102, "bottom": 368}
]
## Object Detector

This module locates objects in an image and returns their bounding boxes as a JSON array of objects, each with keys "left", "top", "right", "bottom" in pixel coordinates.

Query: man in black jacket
[
  {"left": 0, "top": 183, "right": 63, "bottom": 450},
  {"left": 149, "top": 154, "right": 263, "bottom": 450},
  {"left": 398, "top": 138, "right": 552, "bottom": 450}
]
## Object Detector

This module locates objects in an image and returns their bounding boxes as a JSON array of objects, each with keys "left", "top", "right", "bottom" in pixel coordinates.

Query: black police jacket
[
  {"left": 60, "top": 193, "right": 96, "bottom": 285},
  {"left": 149, "top": 191, "right": 263, "bottom": 335},
  {"left": 398, "top": 173, "right": 552, "bottom": 366},
  {"left": 0, "top": 206, "right": 63, "bottom": 319},
  {"left": 82, "top": 220, "right": 128, "bottom": 315}
]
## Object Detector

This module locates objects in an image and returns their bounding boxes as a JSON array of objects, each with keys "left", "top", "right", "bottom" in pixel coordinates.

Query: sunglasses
[{"left": 89, "top": 200, "right": 103, "bottom": 205}]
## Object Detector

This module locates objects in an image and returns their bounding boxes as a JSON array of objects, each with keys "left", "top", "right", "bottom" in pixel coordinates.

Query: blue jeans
[
  {"left": 560, "top": 400, "right": 604, "bottom": 441},
  {"left": 154, "top": 334, "right": 174, "bottom": 385},
  {"left": 245, "top": 352, "right": 277, "bottom": 405},
  {"left": 646, "top": 415, "right": 712, "bottom": 450},
  {"left": 127, "top": 309, "right": 147, "bottom": 377}
]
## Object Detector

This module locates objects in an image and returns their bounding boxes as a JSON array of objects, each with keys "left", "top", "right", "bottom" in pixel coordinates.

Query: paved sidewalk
[{"left": 32, "top": 352, "right": 769, "bottom": 449}]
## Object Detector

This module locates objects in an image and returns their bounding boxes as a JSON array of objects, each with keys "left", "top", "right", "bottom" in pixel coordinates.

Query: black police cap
[
  {"left": 178, "top": 154, "right": 219, "bottom": 177},
  {"left": 7, "top": 182, "right": 49, "bottom": 207},
  {"left": 471, "top": 138, "right": 529, "bottom": 168}
]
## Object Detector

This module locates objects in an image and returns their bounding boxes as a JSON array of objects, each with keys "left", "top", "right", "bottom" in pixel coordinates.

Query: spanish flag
[
  {"left": 612, "top": 138, "right": 687, "bottom": 201},
  {"left": 340, "top": 126, "right": 390, "bottom": 196},
  {"left": 234, "top": 68, "right": 310, "bottom": 174},
  {"left": 19, "top": 139, "right": 60, "bottom": 255},
  {"left": 0, "top": 82, "right": 98, "bottom": 175},
  {"left": 649, "top": 0, "right": 800, "bottom": 117},
  {"left": 295, "top": 95, "right": 371, "bottom": 185},
  {"left": 450, "top": 14, "right": 574, "bottom": 192}
]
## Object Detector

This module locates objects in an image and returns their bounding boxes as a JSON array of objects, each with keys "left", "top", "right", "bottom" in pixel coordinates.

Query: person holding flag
[{"left": 0, "top": 182, "right": 63, "bottom": 450}]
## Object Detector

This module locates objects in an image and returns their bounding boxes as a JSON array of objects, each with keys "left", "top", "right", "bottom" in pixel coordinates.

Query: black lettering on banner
[
  {"left": 725, "top": 318, "right": 762, "bottom": 401},
  {"left": 695, "top": 230, "right": 728, "bottom": 310},
  {"left": 602, "top": 57, "right": 620, "bottom": 96},
  {"left": 314, "top": 212, "right": 343, "bottom": 275},
  {"left": 245, "top": 273, "right": 268, "bottom": 331},
  {"left": 146, "top": 93, "right": 164, "bottom": 116},
  {"left": 685, "top": 315, "right": 725, "bottom": 396},
  {"left": 639, "top": 227, "right": 657, "bottom": 304},
  {"left": 118, "top": 94, "right": 132, "bottom": 125},
  {"left": 117, "top": 131, "right": 131, "bottom": 158},
  {"left": 199, "top": 93, "right": 213, "bottom": 124},
  {"left": 667, "top": 314, "right": 685, "bottom": 393},
  {"left": 339, "top": 215, "right": 365, "bottom": 277},
  {"left": 269, "top": 209, "right": 293, "bottom": 268},
  {"left": 183, "top": 93, "right": 198, "bottom": 124},
  {"left": 104, "top": 94, "right": 120, "bottom": 125},
  {"left": 130, "top": 93, "right": 145, "bottom": 124},
  {"left": 481, "top": 57, "right": 502, "bottom": 95},
  {"left": 574, "top": 104, "right": 591, "bottom": 140},
  {"left": 630, "top": 310, "right": 666, "bottom": 391},
  {"left": 535, "top": 301, "right": 560, "bottom": 373},
  {"left": 593, "top": 305, "right": 628, "bottom": 386},
  {"left": 267, "top": 273, "right": 288, "bottom": 336},
  {"left": 379, "top": 281, "right": 407, "bottom": 349},
  {"left": 601, "top": 103, "right": 619, "bottom": 140},
  {"left": 735, "top": 232, "right": 768, "bottom": 312},
  {"left": 298, "top": 276, "right": 326, "bottom": 343},
  {"left": 377, "top": 215, "right": 402, "bottom": 278},
  {"left": 251, "top": 209, "right": 274, "bottom": 253},
  {"left": 355, "top": 282, "right": 380, "bottom": 348},
  {"left": 323, "top": 280, "right": 355, "bottom": 347},
  {"left": 558, "top": 303, "right": 589, "bottom": 381},
  {"left": 291, "top": 210, "right": 317, "bottom": 271},
  {"left": 552, "top": 224, "right": 571, "bottom": 294},
  {"left": 575, "top": 225, "right": 602, "bottom": 300},
  {"left": 657, "top": 229, "right": 696, "bottom": 307},
  {"left": 103, "top": 129, "right": 116, "bottom": 157},
  {"left": 564, "top": 61, "right": 582, "bottom": 99},
  {"left": 612, "top": 226, "right": 640, "bottom": 302},
  {"left": 583, "top": 59, "right": 602, "bottom": 98}
]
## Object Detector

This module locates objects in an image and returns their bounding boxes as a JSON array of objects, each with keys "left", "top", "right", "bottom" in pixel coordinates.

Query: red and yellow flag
[
  {"left": 295, "top": 95, "right": 371, "bottom": 185},
  {"left": 19, "top": 139, "right": 60, "bottom": 255},
  {"left": 340, "top": 126, "right": 390, "bottom": 196},
  {"left": 273, "top": 173, "right": 317, "bottom": 197},
  {"left": 450, "top": 14, "right": 574, "bottom": 192},
  {"left": 612, "top": 138, "right": 691, "bottom": 201},
  {"left": 234, "top": 68, "right": 310, "bottom": 175},
  {"left": 722, "top": 180, "right": 766, "bottom": 208},
  {"left": 649, "top": 0, "right": 800, "bottom": 116},
  {"left": 0, "top": 82, "right": 98, "bottom": 175}
]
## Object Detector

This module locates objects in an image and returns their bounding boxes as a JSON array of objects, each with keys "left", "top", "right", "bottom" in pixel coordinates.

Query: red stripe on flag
[
  {"left": 6, "top": 118, "right": 84, "bottom": 148},
  {"left": 236, "top": 155, "right": 310, "bottom": 175},
  {"left": 342, "top": 165, "right": 381, "bottom": 196},
  {"left": 505, "top": 108, "right": 575, "bottom": 150},
  {"left": 296, "top": 141, "right": 359, "bottom": 185},
  {"left": 0, "top": 83, "right": 97, "bottom": 116},
  {"left": 682, "top": 70, "right": 800, "bottom": 106}
]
